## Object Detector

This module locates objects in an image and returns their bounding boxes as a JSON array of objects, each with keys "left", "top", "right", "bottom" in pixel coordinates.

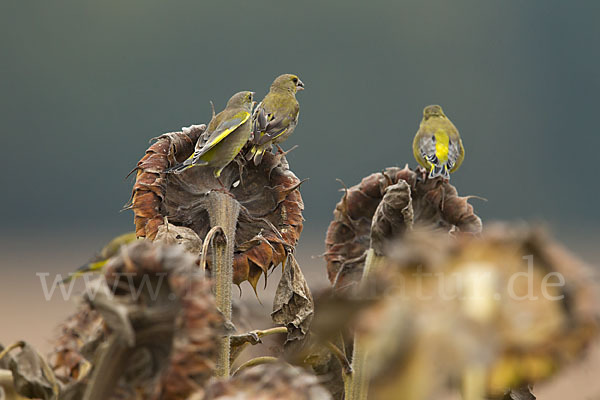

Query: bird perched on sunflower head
[
  {"left": 166, "top": 91, "right": 254, "bottom": 183},
  {"left": 413, "top": 104, "right": 465, "bottom": 180},
  {"left": 247, "top": 73, "right": 304, "bottom": 166}
]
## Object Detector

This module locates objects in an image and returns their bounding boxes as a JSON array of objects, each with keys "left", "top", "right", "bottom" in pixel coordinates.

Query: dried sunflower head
[
  {"left": 129, "top": 127, "right": 304, "bottom": 292},
  {"left": 350, "top": 225, "right": 599, "bottom": 399},
  {"left": 201, "top": 363, "right": 331, "bottom": 400},
  {"left": 324, "top": 165, "right": 482, "bottom": 292},
  {"left": 49, "top": 240, "right": 224, "bottom": 400}
]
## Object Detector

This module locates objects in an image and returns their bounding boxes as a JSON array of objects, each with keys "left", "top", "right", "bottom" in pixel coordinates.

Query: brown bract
[
  {"left": 129, "top": 127, "right": 304, "bottom": 292},
  {"left": 324, "top": 165, "right": 482, "bottom": 291}
]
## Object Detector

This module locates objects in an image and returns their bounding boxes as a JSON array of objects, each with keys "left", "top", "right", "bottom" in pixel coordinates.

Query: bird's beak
[{"left": 296, "top": 79, "right": 305, "bottom": 91}]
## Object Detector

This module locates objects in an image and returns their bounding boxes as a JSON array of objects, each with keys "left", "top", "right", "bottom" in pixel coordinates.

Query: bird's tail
[
  {"left": 165, "top": 158, "right": 208, "bottom": 174},
  {"left": 164, "top": 163, "right": 190, "bottom": 174},
  {"left": 245, "top": 146, "right": 265, "bottom": 166},
  {"left": 246, "top": 146, "right": 257, "bottom": 161},
  {"left": 253, "top": 148, "right": 266, "bottom": 166},
  {"left": 428, "top": 163, "right": 450, "bottom": 180}
]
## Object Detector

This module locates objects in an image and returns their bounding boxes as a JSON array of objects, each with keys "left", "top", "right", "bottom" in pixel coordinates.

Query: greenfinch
[
  {"left": 413, "top": 105, "right": 465, "bottom": 179},
  {"left": 62, "top": 232, "right": 138, "bottom": 282},
  {"left": 167, "top": 91, "right": 254, "bottom": 177},
  {"left": 247, "top": 74, "right": 304, "bottom": 166}
]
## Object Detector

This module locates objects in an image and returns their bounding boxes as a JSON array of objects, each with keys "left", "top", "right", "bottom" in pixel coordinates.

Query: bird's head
[
  {"left": 271, "top": 74, "right": 304, "bottom": 93},
  {"left": 227, "top": 91, "right": 255, "bottom": 111},
  {"left": 423, "top": 105, "right": 445, "bottom": 120}
]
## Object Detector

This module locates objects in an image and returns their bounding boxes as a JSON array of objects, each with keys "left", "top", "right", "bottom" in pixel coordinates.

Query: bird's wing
[
  {"left": 447, "top": 139, "right": 462, "bottom": 170},
  {"left": 253, "top": 102, "right": 299, "bottom": 146},
  {"left": 99, "top": 232, "right": 138, "bottom": 259},
  {"left": 252, "top": 104, "right": 268, "bottom": 135},
  {"left": 418, "top": 134, "right": 438, "bottom": 165},
  {"left": 193, "top": 111, "right": 250, "bottom": 160}
]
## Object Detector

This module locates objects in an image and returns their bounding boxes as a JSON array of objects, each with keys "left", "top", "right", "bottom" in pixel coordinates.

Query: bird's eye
[{"left": 292, "top": 78, "right": 298, "bottom": 83}]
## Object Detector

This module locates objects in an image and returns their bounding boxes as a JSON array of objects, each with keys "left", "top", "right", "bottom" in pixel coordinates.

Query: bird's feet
[
  {"left": 275, "top": 144, "right": 299, "bottom": 156},
  {"left": 210, "top": 178, "right": 235, "bottom": 198}
]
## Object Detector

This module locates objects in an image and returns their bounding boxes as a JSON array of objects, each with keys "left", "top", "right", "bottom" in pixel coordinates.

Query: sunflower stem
[
  {"left": 231, "top": 356, "right": 279, "bottom": 376},
  {"left": 347, "top": 248, "right": 386, "bottom": 400},
  {"left": 207, "top": 191, "right": 241, "bottom": 378},
  {"left": 326, "top": 340, "right": 352, "bottom": 375},
  {"left": 229, "top": 326, "right": 289, "bottom": 364}
]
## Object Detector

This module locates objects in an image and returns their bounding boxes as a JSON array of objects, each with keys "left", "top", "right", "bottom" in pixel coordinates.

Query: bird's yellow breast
[{"left": 434, "top": 129, "right": 450, "bottom": 163}]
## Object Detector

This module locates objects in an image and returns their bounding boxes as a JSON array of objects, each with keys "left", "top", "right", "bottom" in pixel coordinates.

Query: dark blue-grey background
[{"left": 1, "top": 0, "right": 599, "bottom": 240}]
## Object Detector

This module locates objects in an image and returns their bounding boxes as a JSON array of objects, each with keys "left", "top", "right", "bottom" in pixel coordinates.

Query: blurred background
[{"left": 1, "top": 0, "right": 599, "bottom": 371}]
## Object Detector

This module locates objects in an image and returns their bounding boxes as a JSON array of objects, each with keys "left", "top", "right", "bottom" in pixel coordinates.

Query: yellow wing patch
[{"left": 200, "top": 111, "right": 250, "bottom": 155}]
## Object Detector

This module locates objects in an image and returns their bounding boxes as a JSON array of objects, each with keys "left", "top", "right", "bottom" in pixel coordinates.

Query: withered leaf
[
  {"left": 6, "top": 342, "right": 57, "bottom": 400},
  {"left": 154, "top": 222, "right": 203, "bottom": 255},
  {"left": 272, "top": 254, "right": 314, "bottom": 343}
]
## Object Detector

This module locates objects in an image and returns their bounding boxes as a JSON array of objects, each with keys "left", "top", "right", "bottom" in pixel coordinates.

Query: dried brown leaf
[
  {"left": 272, "top": 254, "right": 314, "bottom": 344},
  {"left": 154, "top": 222, "right": 203, "bottom": 255},
  {"left": 4, "top": 342, "right": 57, "bottom": 400}
]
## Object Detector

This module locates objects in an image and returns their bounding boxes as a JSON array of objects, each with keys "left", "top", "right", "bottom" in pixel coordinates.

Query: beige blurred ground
[
  {"left": 0, "top": 229, "right": 331, "bottom": 353},
  {"left": 1, "top": 227, "right": 599, "bottom": 399}
]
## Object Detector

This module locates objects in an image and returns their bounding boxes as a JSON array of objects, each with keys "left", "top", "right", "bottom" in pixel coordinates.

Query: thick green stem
[
  {"left": 207, "top": 192, "right": 240, "bottom": 378},
  {"left": 333, "top": 333, "right": 353, "bottom": 397},
  {"left": 347, "top": 249, "right": 386, "bottom": 400},
  {"left": 349, "top": 337, "right": 368, "bottom": 400}
]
